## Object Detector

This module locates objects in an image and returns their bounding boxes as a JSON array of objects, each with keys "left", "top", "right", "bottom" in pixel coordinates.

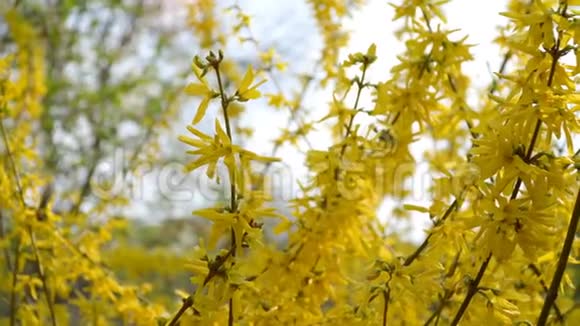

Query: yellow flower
[
  {"left": 236, "top": 65, "right": 266, "bottom": 101},
  {"left": 178, "top": 119, "right": 239, "bottom": 178},
  {"left": 185, "top": 65, "right": 215, "bottom": 124},
  {"left": 266, "top": 93, "right": 287, "bottom": 108}
]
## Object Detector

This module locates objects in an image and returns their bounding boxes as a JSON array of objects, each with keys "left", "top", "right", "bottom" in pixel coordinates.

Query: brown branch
[
  {"left": 168, "top": 296, "right": 194, "bottom": 326},
  {"left": 210, "top": 52, "right": 238, "bottom": 326},
  {"left": 404, "top": 199, "right": 458, "bottom": 266},
  {"left": 537, "top": 186, "right": 580, "bottom": 325},
  {"left": 450, "top": 26, "right": 563, "bottom": 326},
  {"left": 424, "top": 288, "right": 453, "bottom": 326},
  {"left": 528, "top": 263, "right": 564, "bottom": 322},
  {"left": 489, "top": 51, "right": 512, "bottom": 95},
  {"left": 447, "top": 74, "right": 477, "bottom": 139},
  {"left": 202, "top": 247, "right": 234, "bottom": 287},
  {"left": 450, "top": 253, "right": 491, "bottom": 326},
  {"left": 0, "top": 211, "right": 12, "bottom": 271},
  {"left": 211, "top": 52, "right": 237, "bottom": 214},
  {"left": 228, "top": 296, "right": 235, "bottom": 326},
  {"left": 0, "top": 118, "right": 25, "bottom": 203},
  {"left": 9, "top": 244, "right": 21, "bottom": 326},
  {"left": 1, "top": 118, "right": 57, "bottom": 325},
  {"left": 1, "top": 117, "right": 24, "bottom": 325},
  {"left": 27, "top": 227, "right": 57, "bottom": 326},
  {"left": 402, "top": 41, "right": 516, "bottom": 268},
  {"left": 71, "top": 137, "right": 100, "bottom": 215},
  {"left": 424, "top": 249, "right": 462, "bottom": 325},
  {"left": 287, "top": 58, "right": 370, "bottom": 266},
  {"left": 382, "top": 289, "right": 390, "bottom": 326},
  {"left": 340, "top": 62, "right": 368, "bottom": 157}
]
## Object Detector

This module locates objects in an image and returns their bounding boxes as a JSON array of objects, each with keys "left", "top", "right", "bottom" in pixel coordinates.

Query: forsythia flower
[
  {"left": 5, "top": 1, "right": 580, "bottom": 325},
  {"left": 236, "top": 65, "right": 266, "bottom": 101},
  {"left": 185, "top": 65, "right": 215, "bottom": 124}
]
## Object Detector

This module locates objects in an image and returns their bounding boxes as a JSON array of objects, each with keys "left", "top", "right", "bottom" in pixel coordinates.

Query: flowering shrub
[{"left": 1, "top": 0, "right": 580, "bottom": 325}]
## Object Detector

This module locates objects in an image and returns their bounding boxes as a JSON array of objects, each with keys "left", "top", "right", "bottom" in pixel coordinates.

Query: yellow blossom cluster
[
  {"left": 1, "top": 0, "right": 579, "bottom": 325},
  {"left": 175, "top": 0, "right": 580, "bottom": 325}
]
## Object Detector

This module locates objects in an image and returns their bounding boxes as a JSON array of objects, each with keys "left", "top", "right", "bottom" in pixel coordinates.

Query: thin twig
[
  {"left": 450, "top": 253, "right": 491, "bottom": 326},
  {"left": 9, "top": 244, "right": 21, "bottom": 326},
  {"left": 382, "top": 289, "right": 390, "bottom": 326},
  {"left": 168, "top": 296, "right": 194, "bottom": 326},
  {"left": 421, "top": 7, "right": 433, "bottom": 33},
  {"left": 536, "top": 13, "right": 572, "bottom": 324},
  {"left": 402, "top": 38, "right": 516, "bottom": 268},
  {"left": 1, "top": 119, "right": 57, "bottom": 325},
  {"left": 447, "top": 74, "right": 477, "bottom": 139},
  {"left": 340, "top": 63, "right": 368, "bottom": 157},
  {"left": 1, "top": 117, "right": 23, "bottom": 324},
  {"left": 212, "top": 55, "right": 238, "bottom": 326},
  {"left": 537, "top": 186, "right": 580, "bottom": 325},
  {"left": 0, "top": 118, "right": 24, "bottom": 203},
  {"left": 0, "top": 211, "right": 12, "bottom": 271},
  {"left": 404, "top": 199, "right": 458, "bottom": 266},
  {"left": 450, "top": 27, "right": 563, "bottom": 326},
  {"left": 424, "top": 250, "right": 462, "bottom": 325},
  {"left": 489, "top": 51, "right": 512, "bottom": 95},
  {"left": 528, "top": 263, "right": 564, "bottom": 322},
  {"left": 287, "top": 61, "right": 369, "bottom": 266},
  {"left": 213, "top": 57, "right": 237, "bottom": 214},
  {"left": 28, "top": 227, "right": 57, "bottom": 326},
  {"left": 424, "top": 288, "right": 453, "bottom": 326}
]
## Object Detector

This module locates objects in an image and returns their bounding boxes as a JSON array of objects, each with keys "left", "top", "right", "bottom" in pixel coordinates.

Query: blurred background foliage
[{"left": 0, "top": 0, "right": 354, "bottom": 318}]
